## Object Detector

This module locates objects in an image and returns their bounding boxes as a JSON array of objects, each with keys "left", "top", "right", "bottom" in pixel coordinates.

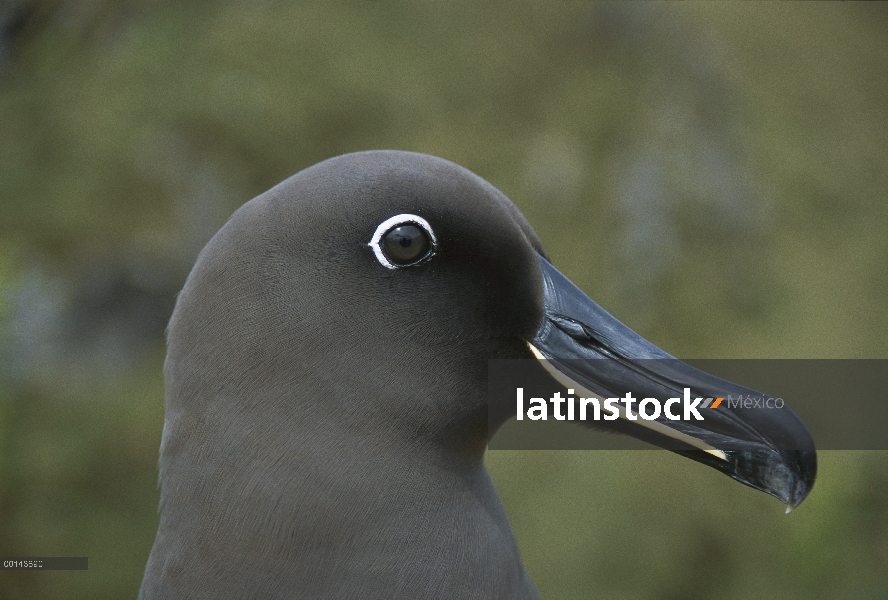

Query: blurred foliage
[{"left": 0, "top": 1, "right": 886, "bottom": 599}]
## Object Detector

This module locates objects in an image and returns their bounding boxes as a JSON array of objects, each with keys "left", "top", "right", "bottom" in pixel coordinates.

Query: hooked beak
[{"left": 529, "top": 256, "right": 817, "bottom": 510}]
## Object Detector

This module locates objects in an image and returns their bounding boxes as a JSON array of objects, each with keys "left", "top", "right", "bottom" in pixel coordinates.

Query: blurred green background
[{"left": 1, "top": 1, "right": 886, "bottom": 598}]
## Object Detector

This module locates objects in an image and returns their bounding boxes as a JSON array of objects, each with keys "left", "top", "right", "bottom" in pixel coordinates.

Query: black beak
[{"left": 529, "top": 256, "right": 817, "bottom": 510}]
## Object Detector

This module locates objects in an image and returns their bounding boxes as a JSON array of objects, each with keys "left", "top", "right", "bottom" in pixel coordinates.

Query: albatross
[{"left": 139, "top": 150, "right": 815, "bottom": 599}]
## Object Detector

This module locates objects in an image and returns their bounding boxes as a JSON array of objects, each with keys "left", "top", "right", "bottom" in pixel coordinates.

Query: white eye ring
[{"left": 369, "top": 213, "right": 438, "bottom": 269}]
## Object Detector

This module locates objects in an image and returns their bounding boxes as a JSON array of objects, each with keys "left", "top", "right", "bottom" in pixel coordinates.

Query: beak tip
[
  {"left": 723, "top": 448, "right": 816, "bottom": 510},
  {"left": 776, "top": 448, "right": 817, "bottom": 511},
  {"left": 787, "top": 448, "right": 817, "bottom": 510}
]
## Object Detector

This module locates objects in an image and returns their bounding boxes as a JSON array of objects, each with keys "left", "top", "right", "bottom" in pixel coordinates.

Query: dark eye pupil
[{"left": 383, "top": 224, "right": 430, "bottom": 265}]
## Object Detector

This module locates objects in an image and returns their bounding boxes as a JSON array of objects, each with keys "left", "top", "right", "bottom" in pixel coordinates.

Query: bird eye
[
  {"left": 369, "top": 214, "right": 437, "bottom": 269},
  {"left": 383, "top": 225, "right": 429, "bottom": 264}
]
